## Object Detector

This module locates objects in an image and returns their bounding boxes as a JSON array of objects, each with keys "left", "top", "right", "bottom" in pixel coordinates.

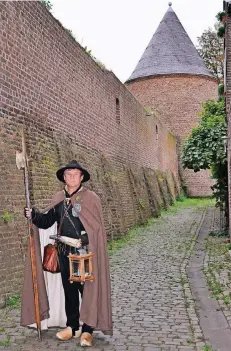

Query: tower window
[
  {"left": 156, "top": 125, "right": 159, "bottom": 140},
  {"left": 116, "top": 98, "right": 120, "bottom": 124}
]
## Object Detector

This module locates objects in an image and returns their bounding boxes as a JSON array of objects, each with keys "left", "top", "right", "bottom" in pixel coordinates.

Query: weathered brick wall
[
  {"left": 225, "top": 12, "right": 231, "bottom": 233},
  {"left": 126, "top": 75, "right": 218, "bottom": 197},
  {"left": 0, "top": 2, "right": 179, "bottom": 304}
]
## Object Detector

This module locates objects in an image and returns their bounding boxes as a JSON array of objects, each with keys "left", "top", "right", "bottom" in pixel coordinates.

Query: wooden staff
[{"left": 16, "top": 128, "right": 41, "bottom": 340}]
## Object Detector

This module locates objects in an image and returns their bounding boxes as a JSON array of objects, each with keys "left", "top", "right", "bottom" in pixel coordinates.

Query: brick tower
[{"left": 126, "top": 4, "right": 218, "bottom": 197}]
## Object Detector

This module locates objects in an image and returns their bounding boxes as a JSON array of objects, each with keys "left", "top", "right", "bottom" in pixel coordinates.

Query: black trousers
[{"left": 59, "top": 250, "right": 94, "bottom": 334}]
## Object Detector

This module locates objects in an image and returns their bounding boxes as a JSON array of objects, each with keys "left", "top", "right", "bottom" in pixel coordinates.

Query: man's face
[{"left": 64, "top": 169, "right": 84, "bottom": 188}]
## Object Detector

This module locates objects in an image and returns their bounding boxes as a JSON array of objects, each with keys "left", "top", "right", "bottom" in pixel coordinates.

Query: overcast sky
[{"left": 51, "top": 0, "right": 222, "bottom": 83}]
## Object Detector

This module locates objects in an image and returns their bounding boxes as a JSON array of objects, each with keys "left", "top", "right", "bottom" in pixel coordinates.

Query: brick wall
[
  {"left": 0, "top": 1, "right": 179, "bottom": 304},
  {"left": 126, "top": 75, "right": 218, "bottom": 197},
  {"left": 225, "top": 8, "right": 231, "bottom": 233}
]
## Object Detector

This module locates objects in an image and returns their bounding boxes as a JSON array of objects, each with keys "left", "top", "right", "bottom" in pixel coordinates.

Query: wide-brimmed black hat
[{"left": 56, "top": 160, "right": 90, "bottom": 183}]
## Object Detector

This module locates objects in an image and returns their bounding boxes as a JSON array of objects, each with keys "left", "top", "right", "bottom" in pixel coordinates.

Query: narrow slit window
[
  {"left": 156, "top": 125, "right": 159, "bottom": 140},
  {"left": 116, "top": 98, "right": 120, "bottom": 124}
]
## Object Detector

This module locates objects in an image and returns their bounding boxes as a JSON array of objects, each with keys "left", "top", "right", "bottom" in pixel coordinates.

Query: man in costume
[{"left": 23, "top": 160, "right": 112, "bottom": 347}]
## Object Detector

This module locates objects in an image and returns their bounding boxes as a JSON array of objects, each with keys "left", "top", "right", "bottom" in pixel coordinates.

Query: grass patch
[
  {"left": 0, "top": 335, "right": 10, "bottom": 347},
  {"left": 177, "top": 193, "right": 186, "bottom": 202},
  {"left": 201, "top": 346, "right": 212, "bottom": 351},
  {"left": 5, "top": 295, "right": 21, "bottom": 309},
  {"left": 161, "top": 197, "right": 214, "bottom": 216},
  {"left": 204, "top": 236, "right": 231, "bottom": 308},
  {"left": 174, "top": 197, "right": 214, "bottom": 209},
  {"left": 209, "top": 230, "right": 228, "bottom": 237}
]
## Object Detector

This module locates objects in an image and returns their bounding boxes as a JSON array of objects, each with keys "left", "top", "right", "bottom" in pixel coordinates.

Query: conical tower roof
[{"left": 126, "top": 4, "right": 213, "bottom": 83}]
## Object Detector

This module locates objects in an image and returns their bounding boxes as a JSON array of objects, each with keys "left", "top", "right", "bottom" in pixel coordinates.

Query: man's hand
[
  {"left": 24, "top": 208, "right": 34, "bottom": 219},
  {"left": 75, "top": 239, "right": 82, "bottom": 248}
]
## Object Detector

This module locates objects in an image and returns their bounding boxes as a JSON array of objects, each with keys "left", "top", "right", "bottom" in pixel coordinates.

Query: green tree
[
  {"left": 182, "top": 100, "right": 228, "bottom": 219},
  {"left": 197, "top": 26, "right": 224, "bottom": 84},
  {"left": 40, "top": 0, "right": 53, "bottom": 11}
]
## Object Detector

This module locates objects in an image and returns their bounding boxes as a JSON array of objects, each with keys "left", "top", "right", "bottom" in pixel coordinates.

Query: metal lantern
[{"left": 68, "top": 251, "right": 95, "bottom": 283}]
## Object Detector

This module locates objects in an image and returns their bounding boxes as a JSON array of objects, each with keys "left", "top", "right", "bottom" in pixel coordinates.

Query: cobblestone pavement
[{"left": 0, "top": 206, "right": 208, "bottom": 351}]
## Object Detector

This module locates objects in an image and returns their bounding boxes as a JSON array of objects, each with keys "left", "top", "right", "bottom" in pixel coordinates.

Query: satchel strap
[
  {"left": 57, "top": 202, "right": 72, "bottom": 236},
  {"left": 65, "top": 210, "right": 80, "bottom": 239}
]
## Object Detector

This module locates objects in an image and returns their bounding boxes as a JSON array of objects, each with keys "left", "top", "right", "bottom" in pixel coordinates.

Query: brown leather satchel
[
  {"left": 42, "top": 203, "right": 71, "bottom": 274},
  {"left": 43, "top": 243, "right": 60, "bottom": 273}
]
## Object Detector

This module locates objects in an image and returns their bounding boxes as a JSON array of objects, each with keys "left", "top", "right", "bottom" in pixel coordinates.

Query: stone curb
[{"left": 180, "top": 209, "right": 207, "bottom": 351}]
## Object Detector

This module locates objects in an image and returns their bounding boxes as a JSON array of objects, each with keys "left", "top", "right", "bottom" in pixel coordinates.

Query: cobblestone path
[{"left": 0, "top": 206, "right": 206, "bottom": 351}]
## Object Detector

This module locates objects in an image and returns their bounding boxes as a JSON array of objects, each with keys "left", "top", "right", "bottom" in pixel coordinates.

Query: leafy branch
[
  {"left": 182, "top": 100, "right": 228, "bottom": 219},
  {"left": 40, "top": 0, "right": 53, "bottom": 11}
]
